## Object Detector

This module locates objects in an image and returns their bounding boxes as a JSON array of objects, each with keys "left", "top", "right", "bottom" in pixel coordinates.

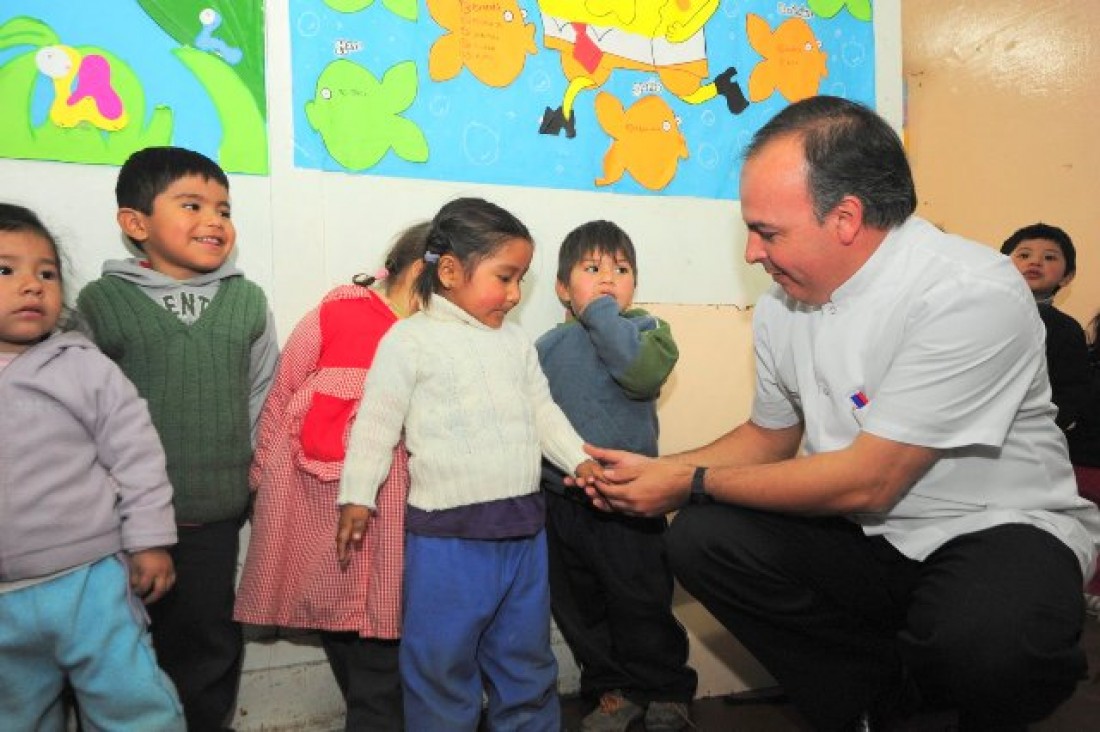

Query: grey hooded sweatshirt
[{"left": 0, "top": 331, "right": 177, "bottom": 581}]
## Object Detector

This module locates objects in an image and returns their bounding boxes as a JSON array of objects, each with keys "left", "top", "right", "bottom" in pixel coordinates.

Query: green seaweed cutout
[
  {"left": 0, "top": 16, "right": 59, "bottom": 50},
  {"left": 134, "top": 0, "right": 266, "bottom": 116},
  {"left": 173, "top": 45, "right": 267, "bottom": 173}
]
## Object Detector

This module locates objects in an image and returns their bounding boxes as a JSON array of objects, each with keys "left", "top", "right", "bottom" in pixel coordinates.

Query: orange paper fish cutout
[
  {"left": 428, "top": 0, "right": 537, "bottom": 87},
  {"left": 745, "top": 13, "right": 828, "bottom": 103},
  {"left": 594, "top": 92, "right": 688, "bottom": 191}
]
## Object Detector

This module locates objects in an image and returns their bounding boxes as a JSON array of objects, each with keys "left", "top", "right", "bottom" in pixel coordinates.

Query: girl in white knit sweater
[{"left": 337, "top": 198, "right": 601, "bottom": 732}]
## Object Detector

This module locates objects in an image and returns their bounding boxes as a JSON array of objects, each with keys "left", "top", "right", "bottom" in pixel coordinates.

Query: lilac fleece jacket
[{"left": 0, "top": 331, "right": 176, "bottom": 581}]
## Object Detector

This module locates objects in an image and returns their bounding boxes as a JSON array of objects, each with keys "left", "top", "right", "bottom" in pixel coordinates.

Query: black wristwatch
[{"left": 689, "top": 466, "right": 713, "bottom": 504}]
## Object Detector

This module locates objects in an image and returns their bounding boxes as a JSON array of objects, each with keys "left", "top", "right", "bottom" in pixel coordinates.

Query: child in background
[
  {"left": 234, "top": 222, "right": 429, "bottom": 731},
  {"left": 1001, "top": 223, "right": 1090, "bottom": 431},
  {"left": 0, "top": 203, "right": 184, "bottom": 731},
  {"left": 337, "top": 197, "right": 602, "bottom": 732},
  {"left": 1003, "top": 225, "right": 1100, "bottom": 606},
  {"left": 1070, "top": 313, "right": 1100, "bottom": 474},
  {"left": 1069, "top": 313, "right": 1100, "bottom": 603},
  {"left": 537, "top": 220, "right": 696, "bottom": 732},
  {"left": 77, "top": 147, "right": 279, "bottom": 730}
]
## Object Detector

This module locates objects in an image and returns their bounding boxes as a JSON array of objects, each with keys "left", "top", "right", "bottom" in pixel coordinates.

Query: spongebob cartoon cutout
[{"left": 536, "top": 0, "right": 750, "bottom": 139}]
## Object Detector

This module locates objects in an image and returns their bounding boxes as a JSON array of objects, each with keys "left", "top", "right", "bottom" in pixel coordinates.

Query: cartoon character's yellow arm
[
  {"left": 428, "top": 34, "right": 464, "bottom": 82},
  {"left": 663, "top": 0, "right": 720, "bottom": 44}
]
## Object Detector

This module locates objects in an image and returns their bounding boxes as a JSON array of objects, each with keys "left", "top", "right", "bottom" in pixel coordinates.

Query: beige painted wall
[
  {"left": 654, "top": 1, "right": 1100, "bottom": 457},
  {"left": 904, "top": 0, "right": 1100, "bottom": 329}
]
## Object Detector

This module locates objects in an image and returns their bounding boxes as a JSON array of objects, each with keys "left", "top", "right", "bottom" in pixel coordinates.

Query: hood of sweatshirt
[{"left": 101, "top": 258, "right": 242, "bottom": 325}]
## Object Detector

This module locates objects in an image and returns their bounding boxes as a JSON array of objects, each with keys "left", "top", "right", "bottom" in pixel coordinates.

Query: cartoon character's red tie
[{"left": 570, "top": 22, "right": 603, "bottom": 73}]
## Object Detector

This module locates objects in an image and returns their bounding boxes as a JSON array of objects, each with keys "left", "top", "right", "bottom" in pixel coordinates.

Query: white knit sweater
[{"left": 339, "top": 295, "right": 589, "bottom": 512}]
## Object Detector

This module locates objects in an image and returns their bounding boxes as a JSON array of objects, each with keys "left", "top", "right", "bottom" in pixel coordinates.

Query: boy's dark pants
[
  {"left": 149, "top": 519, "right": 243, "bottom": 731},
  {"left": 545, "top": 490, "right": 698, "bottom": 706},
  {"left": 320, "top": 632, "right": 403, "bottom": 732},
  {"left": 668, "top": 504, "right": 1087, "bottom": 731}
]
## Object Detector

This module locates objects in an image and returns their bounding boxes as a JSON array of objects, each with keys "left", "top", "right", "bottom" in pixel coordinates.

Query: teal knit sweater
[{"left": 78, "top": 275, "right": 266, "bottom": 523}]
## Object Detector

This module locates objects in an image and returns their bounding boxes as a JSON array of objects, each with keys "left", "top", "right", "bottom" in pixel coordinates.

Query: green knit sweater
[{"left": 78, "top": 275, "right": 266, "bottom": 523}]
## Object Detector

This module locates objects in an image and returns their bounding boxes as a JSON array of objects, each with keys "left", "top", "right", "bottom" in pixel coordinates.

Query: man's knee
[
  {"left": 904, "top": 601, "right": 1085, "bottom": 721},
  {"left": 666, "top": 505, "right": 740, "bottom": 585}
]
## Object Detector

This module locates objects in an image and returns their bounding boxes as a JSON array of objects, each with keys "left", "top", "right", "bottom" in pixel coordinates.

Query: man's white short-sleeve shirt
[{"left": 750, "top": 217, "right": 1100, "bottom": 574}]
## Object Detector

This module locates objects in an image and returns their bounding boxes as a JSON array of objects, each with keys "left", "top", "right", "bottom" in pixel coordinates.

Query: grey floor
[{"left": 561, "top": 617, "right": 1100, "bottom": 731}]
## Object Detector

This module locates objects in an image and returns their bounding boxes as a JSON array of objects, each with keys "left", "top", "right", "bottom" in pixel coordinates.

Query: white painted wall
[{"left": 0, "top": 1, "right": 901, "bottom": 728}]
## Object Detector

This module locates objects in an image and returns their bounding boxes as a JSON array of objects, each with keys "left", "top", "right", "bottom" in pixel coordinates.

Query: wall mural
[
  {"left": 291, "top": 0, "right": 875, "bottom": 198},
  {"left": 0, "top": 1, "right": 267, "bottom": 174}
]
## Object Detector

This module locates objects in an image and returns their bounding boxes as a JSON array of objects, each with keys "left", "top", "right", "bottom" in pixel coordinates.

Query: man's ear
[
  {"left": 116, "top": 208, "right": 149, "bottom": 244},
  {"left": 831, "top": 194, "right": 864, "bottom": 245}
]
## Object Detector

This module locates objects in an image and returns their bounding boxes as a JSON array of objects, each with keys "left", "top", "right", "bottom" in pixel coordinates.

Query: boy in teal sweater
[
  {"left": 537, "top": 220, "right": 696, "bottom": 732},
  {"left": 78, "top": 147, "right": 279, "bottom": 731}
]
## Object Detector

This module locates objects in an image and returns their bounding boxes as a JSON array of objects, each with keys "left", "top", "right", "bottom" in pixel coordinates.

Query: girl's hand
[
  {"left": 129, "top": 548, "right": 176, "bottom": 605},
  {"left": 336, "top": 504, "right": 371, "bottom": 567},
  {"left": 573, "top": 459, "right": 604, "bottom": 485}
]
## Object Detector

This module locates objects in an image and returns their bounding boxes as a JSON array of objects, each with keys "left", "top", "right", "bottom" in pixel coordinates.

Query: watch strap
[{"left": 690, "top": 466, "right": 712, "bottom": 504}]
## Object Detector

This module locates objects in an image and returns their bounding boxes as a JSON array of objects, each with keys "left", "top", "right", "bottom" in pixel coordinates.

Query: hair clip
[
  {"left": 424, "top": 252, "right": 440, "bottom": 264},
  {"left": 372, "top": 266, "right": 389, "bottom": 281}
]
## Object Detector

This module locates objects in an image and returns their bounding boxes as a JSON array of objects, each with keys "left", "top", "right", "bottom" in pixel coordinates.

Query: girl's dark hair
[
  {"left": 352, "top": 220, "right": 431, "bottom": 291},
  {"left": 414, "top": 198, "right": 532, "bottom": 305},
  {"left": 0, "top": 203, "right": 62, "bottom": 282},
  {"left": 0, "top": 202, "right": 75, "bottom": 331},
  {"left": 556, "top": 220, "right": 638, "bottom": 285}
]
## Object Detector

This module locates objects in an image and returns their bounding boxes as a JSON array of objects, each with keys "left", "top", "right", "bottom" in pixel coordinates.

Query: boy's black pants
[
  {"left": 149, "top": 519, "right": 243, "bottom": 731},
  {"left": 545, "top": 490, "right": 698, "bottom": 706}
]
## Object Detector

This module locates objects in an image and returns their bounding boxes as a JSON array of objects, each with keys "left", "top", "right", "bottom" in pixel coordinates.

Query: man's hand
[
  {"left": 129, "top": 548, "right": 175, "bottom": 605},
  {"left": 336, "top": 504, "right": 371, "bottom": 567},
  {"left": 582, "top": 445, "right": 693, "bottom": 516}
]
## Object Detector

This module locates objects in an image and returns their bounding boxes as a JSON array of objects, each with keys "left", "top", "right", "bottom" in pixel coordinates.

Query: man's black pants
[{"left": 668, "top": 505, "right": 1086, "bottom": 730}]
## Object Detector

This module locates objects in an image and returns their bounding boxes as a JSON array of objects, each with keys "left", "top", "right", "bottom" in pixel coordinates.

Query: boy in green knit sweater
[{"left": 78, "top": 147, "right": 279, "bottom": 731}]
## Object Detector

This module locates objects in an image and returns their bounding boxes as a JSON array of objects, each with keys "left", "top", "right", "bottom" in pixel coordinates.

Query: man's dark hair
[
  {"left": 115, "top": 146, "right": 229, "bottom": 214},
  {"left": 1000, "top": 222, "right": 1076, "bottom": 276},
  {"left": 744, "top": 96, "right": 917, "bottom": 229},
  {"left": 556, "top": 220, "right": 638, "bottom": 285}
]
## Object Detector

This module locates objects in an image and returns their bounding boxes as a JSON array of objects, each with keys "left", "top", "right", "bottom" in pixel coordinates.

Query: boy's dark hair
[
  {"left": 116, "top": 146, "right": 229, "bottom": 215},
  {"left": 556, "top": 220, "right": 638, "bottom": 285},
  {"left": 1000, "top": 223, "right": 1077, "bottom": 276},
  {"left": 353, "top": 220, "right": 431, "bottom": 292},
  {"left": 415, "top": 197, "right": 531, "bottom": 304}
]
